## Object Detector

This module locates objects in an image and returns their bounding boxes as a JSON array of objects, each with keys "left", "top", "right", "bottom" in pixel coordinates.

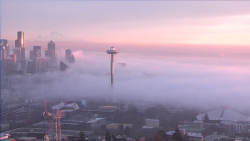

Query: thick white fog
[{"left": 13, "top": 50, "right": 250, "bottom": 112}]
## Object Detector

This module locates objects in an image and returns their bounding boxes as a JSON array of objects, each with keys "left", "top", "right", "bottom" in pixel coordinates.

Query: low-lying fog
[{"left": 10, "top": 49, "right": 250, "bottom": 113}]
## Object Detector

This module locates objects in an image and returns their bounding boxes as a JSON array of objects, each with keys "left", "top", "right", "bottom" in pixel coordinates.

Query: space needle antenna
[{"left": 106, "top": 46, "right": 118, "bottom": 85}]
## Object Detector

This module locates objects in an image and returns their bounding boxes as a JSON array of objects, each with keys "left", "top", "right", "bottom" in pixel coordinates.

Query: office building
[
  {"left": 1, "top": 46, "right": 6, "bottom": 60},
  {"left": 13, "top": 47, "right": 21, "bottom": 61},
  {"left": 45, "top": 40, "right": 56, "bottom": 68},
  {"left": 65, "top": 49, "right": 74, "bottom": 63},
  {"left": 46, "top": 40, "right": 55, "bottom": 59},
  {"left": 9, "top": 54, "right": 17, "bottom": 69},
  {"left": 14, "top": 31, "right": 26, "bottom": 70},
  {"left": 30, "top": 46, "right": 41, "bottom": 59},
  {"left": 21, "top": 48, "right": 25, "bottom": 60},
  {"left": 34, "top": 57, "right": 46, "bottom": 73},
  {"left": 15, "top": 31, "right": 24, "bottom": 48},
  {"left": 1, "top": 39, "right": 8, "bottom": 46},
  {"left": 33, "top": 46, "right": 41, "bottom": 57},
  {"left": 60, "top": 61, "right": 68, "bottom": 71},
  {"left": 30, "top": 50, "right": 35, "bottom": 60},
  {"left": 27, "top": 60, "right": 34, "bottom": 74},
  {"left": 45, "top": 48, "right": 49, "bottom": 57},
  {"left": 69, "top": 54, "right": 75, "bottom": 63},
  {"left": 1, "top": 39, "right": 10, "bottom": 57},
  {"left": 2, "top": 57, "right": 14, "bottom": 75},
  {"left": 65, "top": 49, "right": 71, "bottom": 62},
  {"left": 21, "top": 59, "right": 27, "bottom": 70}
]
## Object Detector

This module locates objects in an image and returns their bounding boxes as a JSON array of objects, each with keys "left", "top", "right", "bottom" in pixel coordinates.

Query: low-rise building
[
  {"left": 86, "top": 118, "right": 107, "bottom": 130},
  {"left": 106, "top": 123, "right": 132, "bottom": 130},
  {"left": 217, "top": 120, "right": 250, "bottom": 135},
  {"left": 145, "top": 119, "right": 159, "bottom": 128}
]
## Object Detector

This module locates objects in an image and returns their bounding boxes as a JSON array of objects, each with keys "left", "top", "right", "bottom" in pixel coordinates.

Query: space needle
[{"left": 106, "top": 47, "right": 118, "bottom": 84}]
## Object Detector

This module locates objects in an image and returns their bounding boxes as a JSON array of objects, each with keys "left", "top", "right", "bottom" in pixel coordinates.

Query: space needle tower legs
[{"left": 106, "top": 47, "right": 119, "bottom": 102}]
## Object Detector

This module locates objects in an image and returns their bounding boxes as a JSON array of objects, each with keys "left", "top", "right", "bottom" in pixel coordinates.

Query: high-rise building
[
  {"left": 27, "top": 60, "right": 34, "bottom": 74},
  {"left": 21, "top": 48, "right": 25, "bottom": 60},
  {"left": 30, "top": 46, "right": 42, "bottom": 59},
  {"left": 1, "top": 46, "right": 6, "bottom": 60},
  {"left": 14, "top": 31, "right": 26, "bottom": 70},
  {"left": 15, "top": 31, "right": 24, "bottom": 48},
  {"left": 21, "top": 59, "right": 27, "bottom": 70},
  {"left": 30, "top": 50, "right": 35, "bottom": 60},
  {"left": 1, "top": 39, "right": 8, "bottom": 46},
  {"left": 2, "top": 57, "right": 14, "bottom": 75},
  {"left": 60, "top": 61, "right": 68, "bottom": 71},
  {"left": 69, "top": 54, "right": 75, "bottom": 63},
  {"left": 65, "top": 49, "right": 75, "bottom": 63},
  {"left": 1, "top": 39, "right": 10, "bottom": 57},
  {"left": 5, "top": 46, "right": 10, "bottom": 57},
  {"left": 13, "top": 47, "right": 21, "bottom": 61},
  {"left": 33, "top": 46, "right": 41, "bottom": 57},
  {"left": 47, "top": 40, "right": 55, "bottom": 59},
  {"left": 9, "top": 54, "right": 17, "bottom": 69},
  {"left": 65, "top": 49, "right": 71, "bottom": 62},
  {"left": 45, "top": 40, "right": 56, "bottom": 68},
  {"left": 45, "top": 48, "right": 49, "bottom": 57},
  {"left": 34, "top": 57, "right": 46, "bottom": 73}
]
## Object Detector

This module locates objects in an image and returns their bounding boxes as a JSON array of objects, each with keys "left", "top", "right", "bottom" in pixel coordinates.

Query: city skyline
[{"left": 1, "top": 0, "right": 250, "bottom": 111}]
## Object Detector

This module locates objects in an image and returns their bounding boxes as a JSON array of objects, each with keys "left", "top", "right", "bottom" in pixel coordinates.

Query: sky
[{"left": 1, "top": 1, "right": 250, "bottom": 46}]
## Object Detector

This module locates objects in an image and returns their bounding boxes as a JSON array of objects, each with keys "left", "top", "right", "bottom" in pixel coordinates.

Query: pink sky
[{"left": 1, "top": 1, "right": 250, "bottom": 47}]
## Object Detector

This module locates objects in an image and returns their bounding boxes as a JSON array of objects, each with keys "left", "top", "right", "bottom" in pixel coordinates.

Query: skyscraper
[
  {"left": 2, "top": 57, "right": 14, "bottom": 75},
  {"left": 34, "top": 57, "right": 46, "bottom": 73},
  {"left": 65, "top": 49, "right": 74, "bottom": 63},
  {"left": 65, "top": 49, "right": 71, "bottom": 62},
  {"left": 21, "top": 48, "right": 25, "bottom": 60},
  {"left": 1, "top": 46, "right": 6, "bottom": 60},
  {"left": 69, "top": 54, "right": 75, "bottom": 63},
  {"left": 9, "top": 54, "right": 17, "bottom": 69},
  {"left": 47, "top": 40, "right": 55, "bottom": 59},
  {"left": 45, "top": 40, "right": 56, "bottom": 68},
  {"left": 27, "top": 60, "right": 34, "bottom": 74},
  {"left": 13, "top": 47, "right": 21, "bottom": 61},
  {"left": 15, "top": 31, "right": 24, "bottom": 48},
  {"left": 14, "top": 31, "right": 26, "bottom": 70},
  {"left": 1, "top": 39, "right": 9, "bottom": 57},
  {"left": 33, "top": 46, "right": 41, "bottom": 58}
]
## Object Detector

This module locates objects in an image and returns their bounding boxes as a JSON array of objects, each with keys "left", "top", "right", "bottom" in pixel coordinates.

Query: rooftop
[
  {"left": 86, "top": 118, "right": 105, "bottom": 123},
  {"left": 196, "top": 108, "right": 250, "bottom": 122},
  {"left": 48, "top": 40, "right": 54, "bottom": 44}
]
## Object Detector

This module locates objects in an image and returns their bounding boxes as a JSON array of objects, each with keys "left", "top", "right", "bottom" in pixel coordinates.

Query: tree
[
  {"left": 124, "top": 126, "right": 130, "bottom": 136},
  {"left": 172, "top": 128, "right": 183, "bottom": 141},
  {"left": 111, "top": 134, "right": 118, "bottom": 141},
  {"left": 105, "top": 131, "right": 111, "bottom": 141},
  {"left": 101, "top": 125, "right": 107, "bottom": 131},
  {"left": 119, "top": 124, "right": 124, "bottom": 131},
  {"left": 78, "top": 131, "right": 86, "bottom": 141},
  {"left": 154, "top": 130, "right": 168, "bottom": 141},
  {"left": 204, "top": 113, "right": 209, "bottom": 122}
]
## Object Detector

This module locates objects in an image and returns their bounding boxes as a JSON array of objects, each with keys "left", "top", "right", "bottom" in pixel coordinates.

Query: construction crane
[{"left": 42, "top": 99, "right": 65, "bottom": 141}]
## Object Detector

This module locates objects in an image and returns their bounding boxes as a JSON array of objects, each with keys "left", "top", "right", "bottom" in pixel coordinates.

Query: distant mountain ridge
[{"left": 29, "top": 31, "right": 82, "bottom": 42}]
